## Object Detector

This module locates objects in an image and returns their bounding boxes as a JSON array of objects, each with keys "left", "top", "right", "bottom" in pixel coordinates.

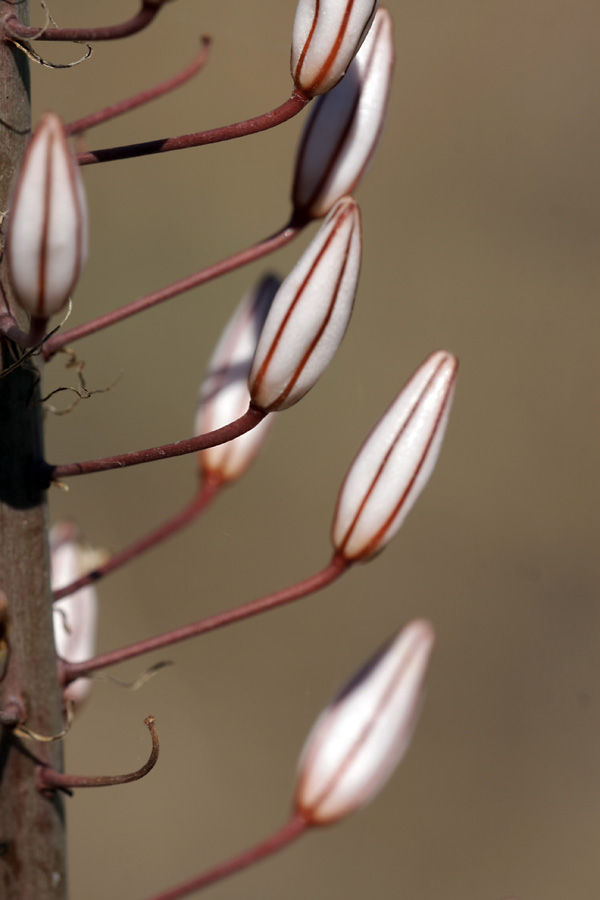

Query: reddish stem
[
  {"left": 2, "top": 1, "right": 169, "bottom": 42},
  {"left": 42, "top": 221, "right": 304, "bottom": 359},
  {"left": 53, "top": 478, "right": 220, "bottom": 601},
  {"left": 46, "top": 405, "right": 267, "bottom": 482},
  {"left": 62, "top": 555, "right": 348, "bottom": 683},
  {"left": 75, "top": 89, "right": 310, "bottom": 166},
  {"left": 141, "top": 814, "right": 308, "bottom": 900},
  {"left": 65, "top": 38, "right": 211, "bottom": 136},
  {"left": 37, "top": 716, "right": 159, "bottom": 790},
  {"left": 0, "top": 314, "right": 48, "bottom": 349}
]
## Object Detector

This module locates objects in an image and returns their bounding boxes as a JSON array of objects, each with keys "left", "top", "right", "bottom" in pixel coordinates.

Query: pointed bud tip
[
  {"left": 291, "top": 0, "right": 379, "bottom": 97},
  {"left": 292, "top": 7, "right": 394, "bottom": 219},
  {"left": 295, "top": 618, "right": 435, "bottom": 825},
  {"left": 332, "top": 350, "right": 458, "bottom": 562},
  {"left": 249, "top": 197, "right": 361, "bottom": 412},
  {"left": 196, "top": 274, "right": 279, "bottom": 483},
  {"left": 7, "top": 112, "right": 88, "bottom": 321}
]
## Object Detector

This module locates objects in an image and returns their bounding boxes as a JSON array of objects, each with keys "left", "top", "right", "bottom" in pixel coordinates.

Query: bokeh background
[{"left": 32, "top": 0, "right": 599, "bottom": 897}]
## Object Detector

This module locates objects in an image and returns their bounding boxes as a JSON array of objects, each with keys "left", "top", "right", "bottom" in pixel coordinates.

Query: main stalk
[{"left": 0, "top": 4, "right": 68, "bottom": 897}]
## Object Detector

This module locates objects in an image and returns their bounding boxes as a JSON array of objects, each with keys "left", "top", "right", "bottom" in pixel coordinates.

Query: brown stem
[
  {"left": 65, "top": 37, "right": 212, "bottom": 136},
  {"left": 0, "top": 314, "right": 47, "bottom": 349},
  {"left": 46, "top": 405, "right": 267, "bottom": 481},
  {"left": 53, "top": 478, "right": 221, "bottom": 601},
  {"left": 62, "top": 555, "right": 348, "bottom": 683},
  {"left": 75, "top": 89, "right": 310, "bottom": 166},
  {"left": 42, "top": 221, "right": 304, "bottom": 358},
  {"left": 141, "top": 813, "right": 308, "bottom": 900},
  {"left": 2, "top": 0, "right": 170, "bottom": 42},
  {"left": 37, "top": 716, "right": 159, "bottom": 790},
  {"left": 0, "top": 2, "right": 68, "bottom": 895}
]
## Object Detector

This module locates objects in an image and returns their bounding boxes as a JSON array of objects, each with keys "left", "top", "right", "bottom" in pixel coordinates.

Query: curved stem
[
  {"left": 46, "top": 405, "right": 267, "bottom": 482},
  {"left": 53, "top": 478, "right": 221, "bottom": 601},
  {"left": 37, "top": 716, "right": 159, "bottom": 790},
  {"left": 142, "top": 814, "right": 308, "bottom": 900},
  {"left": 42, "top": 221, "right": 304, "bottom": 359},
  {"left": 3, "top": 1, "right": 169, "bottom": 42},
  {"left": 75, "top": 89, "right": 310, "bottom": 166},
  {"left": 62, "top": 554, "right": 348, "bottom": 683},
  {"left": 65, "top": 37, "right": 212, "bottom": 136},
  {"left": 0, "top": 314, "right": 47, "bottom": 349}
]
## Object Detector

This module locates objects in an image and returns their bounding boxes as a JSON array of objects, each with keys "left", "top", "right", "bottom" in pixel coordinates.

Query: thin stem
[
  {"left": 42, "top": 221, "right": 304, "bottom": 358},
  {"left": 37, "top": 715, "right": 159, "bottom": 790},
  {"left": 2, "top": 1, "right": 170, "bottom": 42},
  {"left": 141, "top": 813, "right": 308, "bottom": 900},
  {"left": 65, "top": 37, "right": 212, "bottom": 136},
  {"left": 75, "top": 89, "right": 310, "bottom": 166},
  {"left": 47, "top": 405, "right": 267, "bottom": 481},
  {"left": 53, "top": 477, "right": 221, "bottom": 601},
  {"left": 62, "top": 554, "right": 348, "bottom": 682},
  {"left": 0, "top": 313, "right": 47, "bottom": 349}
]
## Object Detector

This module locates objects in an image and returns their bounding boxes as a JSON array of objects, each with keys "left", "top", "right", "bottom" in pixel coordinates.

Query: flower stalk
[
  {"left": 61, "top": 555, "right": 348, "bottom": 684},
  {"left": 74, "top": 90, "right": 310, "bottom": 167},
  {"left": 37, "top": 716, "right": 159, "bottom": 792},
  {"left": 2, "top": 0, "right": 173, "bottom": 43}
]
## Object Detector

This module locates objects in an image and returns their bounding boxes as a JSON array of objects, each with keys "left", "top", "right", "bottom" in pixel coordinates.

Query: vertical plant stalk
[{"left": 0, "top": 4, "right": 68, "bottom": 898}]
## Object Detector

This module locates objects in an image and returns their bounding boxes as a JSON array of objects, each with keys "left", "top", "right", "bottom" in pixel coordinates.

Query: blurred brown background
[{"left": 33, "top": 1, "right": 599, "bottom": 898}]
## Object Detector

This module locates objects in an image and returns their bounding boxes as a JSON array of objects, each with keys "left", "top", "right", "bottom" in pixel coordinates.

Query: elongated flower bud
[
  {"left": 332, "top": 351, "right": 458, "bottom": 562},
  {"left": 249, "top": 197, "right": 361, "bottom": 412},
  {"left": 7, "top": 112, "right": 88, "bottom": 320},
  {"left": 295, "top": 619, "right": 434, "bottom": 824},
  {"left": 292, "top": 8, "right": 394, "bottom": 221},
  {"left": 51, "top": 521, "right": 100, "bottom": 709},
  {"left": 196, "top": 275, "right": 279, "bottom": 483},
  {"left": 291, "top": 0, "right": 378, "bottom": 97}
]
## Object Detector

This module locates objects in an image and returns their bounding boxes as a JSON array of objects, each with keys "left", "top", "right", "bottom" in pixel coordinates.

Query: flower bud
[
  {"left": 195, "top": 275, "right": 279, "bottom": 483},
  {"left": 51, "top": 521, "right": 100, "bottom": 708},
  {"left": 292, "top": 8, "right": 394, "bottom": 220},
  {"left": 291, "top": 0, "right": 378, "bottom": 97},
  {"left": 7, "top": 112, "right": 88, "bottom": 320},
  {"left": 332, "top": 351, "right": 458, "bottom": 561},
  {"left": 249, "top": 197, "right": 361, "bottom": 412},
  {"left": 295, "top": 619, "right": 434, "bottom": 824}
]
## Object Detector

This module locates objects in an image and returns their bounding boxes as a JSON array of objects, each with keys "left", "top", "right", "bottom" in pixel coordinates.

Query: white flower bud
[
  {"left": 249, "top": 197, "right": 361, "bottom": 412},
  {"left": 51, "top": 521, "right": 100, "bottom": 709},
  {"left": 196, "top": 275, "right": 279, "bottom": 483},
  {"left": 7, "top": 112, "right": 88, "bottom": 319},
  {"left": 332, "top": 351, "right": 458, "bottom": 561},
  {"left": 295, "top": 619, "right": 434, "bottom": 824},
  {"left": 291, "top": 0, "right": 379, "bottom": 97},
  {"left": 292, "top": 8, "right": 394, "bottom": 220}
]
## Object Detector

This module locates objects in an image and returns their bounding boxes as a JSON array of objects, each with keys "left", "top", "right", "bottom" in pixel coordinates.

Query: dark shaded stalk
[
  {"left": 53, "top": 477, "right": 221, "bottom": 601},
  {"left": 47, "top": 406, "right": 267, "bottom": 481},
  {"left": 37, "top": 716, "right": 159, "bottom": 790},
  {"left": 42, "top": 221, "right": 305, "bottom": 358},
  {"left": 65, "top": 37, "right": 212, "bottom": 136},
  {"left": 141, "top": 814, "right": 308, "bottom": 900},
  {"left": 62, "top": 555, "right": 348, "bottom": 683},
  {"left": 75, "top": 89, "right": 310, "bottom": 165},
  {"left": 0, "top": 3, "right": 68, "bottom": 895},
  {"left": 2, "top": 0, "right": 170, "bottom": 42},
  {"left": 0, "top": 314, "right": 47, "bottom": 349}
]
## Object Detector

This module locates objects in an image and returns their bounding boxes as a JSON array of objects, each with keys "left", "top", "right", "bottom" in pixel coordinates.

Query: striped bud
[
  {"left": 7, "top": 112, "right": 88, "bottom": 320},
  {"left": 195, "top": 275, "right": 279, "bottom": 483},
  {"left": 292, "top": 8, "right": 394, "bottom": 220},
  {"left": 291, "top": 0, "right": 378, "bottom": 97},
  {"left": 51, "top": 522, "right": 100, "bottom": 709},
  {"left": 332, "top": 351, "right": 458, "bottom": 561},
  {"left": 249, "top": 197, "right": 361, "bottom": 412},
  {"left": 295, "top": 619, "right": 434, "bottom": 824}
]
